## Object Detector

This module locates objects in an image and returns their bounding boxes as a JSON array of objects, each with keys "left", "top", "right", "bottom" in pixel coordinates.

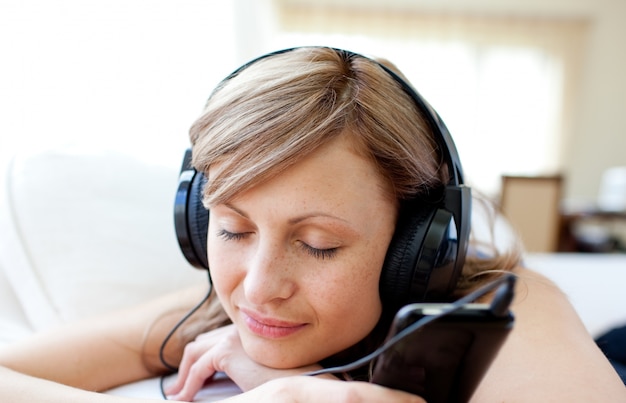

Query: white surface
[
  {"left": 0, "top": 146, "right": 206, "bottom": 330},
  {"left": 106, "top": 373, "right": 241, "bottom": 401},
  {"left": 525, "top": 253, "right": 626, "bottom": 337},
  {"left": 598, "top": 166, "right": 626, "bottom": 212},
  {"left": 0, "top": 259, "right": 32, "bottom": 344}
]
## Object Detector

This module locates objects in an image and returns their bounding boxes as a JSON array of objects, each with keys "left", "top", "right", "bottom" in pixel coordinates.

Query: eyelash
[
  {"left": 217, "top": 229, "right": 339, "bottom": 260},
  {"left": 217, "top": 229, "right": 248, "bottom": 241},
  {"left": 300, "top": 244, "right": 339, "bottom": 260}
]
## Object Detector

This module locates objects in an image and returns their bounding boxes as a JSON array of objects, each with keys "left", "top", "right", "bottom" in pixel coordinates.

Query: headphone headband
[
  {"left": 175, "top": 46, "right": 471, "bottom": 306},
  {"left": 217, "top": 47, "right": 464, "bottom": 188}
]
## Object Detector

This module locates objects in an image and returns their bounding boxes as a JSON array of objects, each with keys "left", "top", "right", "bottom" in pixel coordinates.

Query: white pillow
[
  {"left": 0, "top": 259, "right": 33, "bottom": 344},
  {"left": 0, "top": 146, "right": 206, "bottom": 330},
  {"left": 525, "top": 253, "right": 626, "bottom": 337}
]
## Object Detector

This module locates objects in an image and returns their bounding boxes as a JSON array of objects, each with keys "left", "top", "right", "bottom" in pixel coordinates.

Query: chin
[{"left": 244, "top": 338, "right": 323, "bottom": 369}]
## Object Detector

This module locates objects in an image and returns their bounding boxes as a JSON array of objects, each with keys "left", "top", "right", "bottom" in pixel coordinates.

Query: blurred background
[{"left": 1, "top": 0, "right": 625, "bottom": 252}]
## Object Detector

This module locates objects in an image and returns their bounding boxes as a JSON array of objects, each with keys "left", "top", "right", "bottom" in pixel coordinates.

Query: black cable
[
  {"left": 304, "top": 273, "right": 516, "bottom": 377},
  {"left": 487, "top": 274, "right": 516, "bottom": 317},
  {"left": 156, "top": 272, "right": 514, "bottom": 398},
  {"left": 158, "top": 270, "right": 213, "bottom": 399},
  {"left": 159, "top": 375, "right": 169, "bottom": 400}
]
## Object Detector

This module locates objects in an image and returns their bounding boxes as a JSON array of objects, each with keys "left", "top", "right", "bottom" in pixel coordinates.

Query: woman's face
[{"left": 208, "top": 135, "right": 398, "bottom": 369}]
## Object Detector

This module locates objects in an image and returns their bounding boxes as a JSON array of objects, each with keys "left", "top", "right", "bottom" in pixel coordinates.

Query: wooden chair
[{"left": 499, "top": 175, "right": 564, "bottom": 253}]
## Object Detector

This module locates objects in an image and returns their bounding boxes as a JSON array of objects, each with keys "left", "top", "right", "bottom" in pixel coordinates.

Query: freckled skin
[{"left": 208, "top": 135, "right": 398, "bottom": 369}]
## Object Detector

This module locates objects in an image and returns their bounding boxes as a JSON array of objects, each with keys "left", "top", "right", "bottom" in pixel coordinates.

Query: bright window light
[
  {"left": 272, "top": 32, "right": 564, "bottom": 196},
  {"left": 0, "top": 1, "right": 237, "bottom": 167}
]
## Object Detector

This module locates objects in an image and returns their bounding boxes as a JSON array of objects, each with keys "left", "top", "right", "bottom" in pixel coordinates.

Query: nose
[{"left": 243, "top": 238, "right": 296, "bottom": 305}]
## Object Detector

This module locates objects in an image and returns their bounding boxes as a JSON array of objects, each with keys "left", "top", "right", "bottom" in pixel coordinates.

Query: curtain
[{"left": 270, "top": 1, "right": 588, "bottom": 196}]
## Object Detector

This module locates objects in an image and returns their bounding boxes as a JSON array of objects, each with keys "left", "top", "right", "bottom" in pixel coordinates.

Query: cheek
[
  {"left": 207, "top": 234, "right": 240, "bottom": 315},
  {"left": 323, "top": 272, "right": 382, "bottom": 333},
  {"left": 309, "top": 242, "right": 385, "bottom": 337}
]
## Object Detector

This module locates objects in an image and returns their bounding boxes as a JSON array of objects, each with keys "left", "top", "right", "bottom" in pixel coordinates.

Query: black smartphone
[{"left": 370, "top": 302, "right": 514, "bottom": 403}]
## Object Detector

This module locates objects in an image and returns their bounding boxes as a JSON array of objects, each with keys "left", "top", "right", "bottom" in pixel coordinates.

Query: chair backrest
[{"left": 499, "top": 175, "right": 564, "bottom": 253}]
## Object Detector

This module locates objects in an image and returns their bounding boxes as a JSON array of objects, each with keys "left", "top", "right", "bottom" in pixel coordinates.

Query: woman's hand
[
  {"left": 221, "top": 376, "right": 426, "bottom": 403},
  {"left": 164, "top": 325, "right": 323, "bottom": 401}
]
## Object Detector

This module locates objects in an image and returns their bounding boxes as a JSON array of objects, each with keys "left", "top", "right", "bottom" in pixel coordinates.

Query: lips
[{"left": 239, "top": 307, "right": 308, "bottom": 339}]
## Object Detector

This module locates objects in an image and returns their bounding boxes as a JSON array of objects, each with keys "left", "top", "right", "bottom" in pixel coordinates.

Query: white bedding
[
  {"left": 525, "top": 253, "right": 626, "bottom": 337},
  {"left": 106, "top": 373, "right": 241, "bottom": 401}
]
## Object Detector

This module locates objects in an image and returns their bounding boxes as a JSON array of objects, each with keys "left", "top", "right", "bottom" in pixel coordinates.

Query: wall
[
  {"left": 1, "top": 0, "right": 624, "bottom": 205},
  {"left": 0, "top": 1, "right": 239, "bottom": 171},
  {"left": 564, "top": 1, "right": 626, "bottom": 208},
  {"left": 274, "top": 0, "right": 626, "bottom": 207}
]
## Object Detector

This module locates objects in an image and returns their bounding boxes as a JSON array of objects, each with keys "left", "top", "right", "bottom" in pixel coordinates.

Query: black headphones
[{"left": 174, "top": 47, "right": 471, "bottom": 311}]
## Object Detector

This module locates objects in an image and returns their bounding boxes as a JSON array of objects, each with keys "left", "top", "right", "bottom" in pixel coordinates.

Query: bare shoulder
[{"left": 472, "top": 267, "right": 626, "bottom": 402}]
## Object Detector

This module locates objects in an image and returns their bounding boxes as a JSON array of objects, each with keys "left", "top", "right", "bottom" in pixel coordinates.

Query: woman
[{"left": 1, "top": 47, "right": 624, "bottom": 402}]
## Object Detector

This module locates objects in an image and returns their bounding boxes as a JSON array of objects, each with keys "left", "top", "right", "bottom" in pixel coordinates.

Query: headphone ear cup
[
  {"left": 187, "top": 172, "right": 209, "bottom": 269},
  {"left": 380, "top": 204, "right": 435, "bottom": 310},
  {"left": 380, "top": 201, "right": 459, "bottom": 311},
  {"left": 174, "top": 156, "right": 210, "bottom": 270}
]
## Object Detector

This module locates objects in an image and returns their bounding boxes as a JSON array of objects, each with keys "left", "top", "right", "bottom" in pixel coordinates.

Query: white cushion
[
  {"left": 106, "top": 373, "right": 240, "bottom": 401},
  {"left": 0, "top": 146, "right": 206, "bottom": 330},
  {"left": 0, "top": 259, "right": 32, "bottom": 344},
  {"left": 525, "top": 253, "right": 626, "bottom": 337}
]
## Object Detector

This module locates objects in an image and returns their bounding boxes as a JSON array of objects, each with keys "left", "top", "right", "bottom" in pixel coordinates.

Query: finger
[
  {"left": 166, "top": 326, "right": 233, "bottom": 395},
  {"left": 168, "top": 351, "right": 219, "bottom": 402},
  {"left": 166, "top": 325, "right": 237, "bottom": 397},
  {"left": 164, "top": 340, "right": 208, "bottom": 396}
]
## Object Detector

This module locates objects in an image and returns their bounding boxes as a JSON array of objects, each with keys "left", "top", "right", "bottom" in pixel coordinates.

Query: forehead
[
  {"left": 204, "top": 130, "right": 395, "bottom": 208},
  {"left": 225, "top": 134, "right": 395, "bottom": 210}
]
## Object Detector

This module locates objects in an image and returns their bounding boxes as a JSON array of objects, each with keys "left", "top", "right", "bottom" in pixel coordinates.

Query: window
[{"left": 268, "top": 2, "right": 587, "bottom": 196}]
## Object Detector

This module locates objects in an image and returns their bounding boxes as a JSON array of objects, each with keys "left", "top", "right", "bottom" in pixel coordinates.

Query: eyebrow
[
  {"left": 223, "top": 203, "right": 356, "bottom": 229},
  {"left": 287, "top": 213, "right": 353, "bottom": 226},
  {"left": 223, "top": 202, "right": 249, "bottom": 219}
]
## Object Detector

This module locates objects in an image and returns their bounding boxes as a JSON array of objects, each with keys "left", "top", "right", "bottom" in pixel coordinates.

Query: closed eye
[
  {"left": 300, "top": 243, "right": 339, "bottom": 260},
  {"left": 218, "top": 228, "right": 339, "bottom": 259},
  {"left": 217, "top": 229, "right": 249, "bottom": 241}
]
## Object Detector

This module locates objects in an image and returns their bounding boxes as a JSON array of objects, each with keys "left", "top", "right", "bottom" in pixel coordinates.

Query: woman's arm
[
  {"left": 472, "top": 267, "right": 626, "bottom": 401},
  {"left": 223, "top": 376, "right": 425, "bottom": 403},
  {"left": 0, "top": 366, "right": 167, "bottom": 403},
  {"left": 0, "top": 284, "right": 210, "bottom": 393},
  {"left": 2, "top": 364, "right": 427, "bottom": 403}
]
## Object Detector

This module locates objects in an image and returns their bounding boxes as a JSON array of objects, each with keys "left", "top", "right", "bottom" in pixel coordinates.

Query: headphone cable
[
  {"left": 304, "top": 273, "right": 516, "bottom": 377},
  {"left": 158, "top": 270, "right": 213, "bottom": 398},
  {"left": 157, "top": 272, "right": 514, "bottom": 396}
]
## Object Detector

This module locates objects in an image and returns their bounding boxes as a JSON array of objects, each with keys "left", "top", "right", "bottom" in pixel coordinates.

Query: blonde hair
[
  {"left": 179, "top": 46, "right": 520, "bottom": 370},
  {"left": 190, "top": 47, "right": 443, "bottom": 208}
]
